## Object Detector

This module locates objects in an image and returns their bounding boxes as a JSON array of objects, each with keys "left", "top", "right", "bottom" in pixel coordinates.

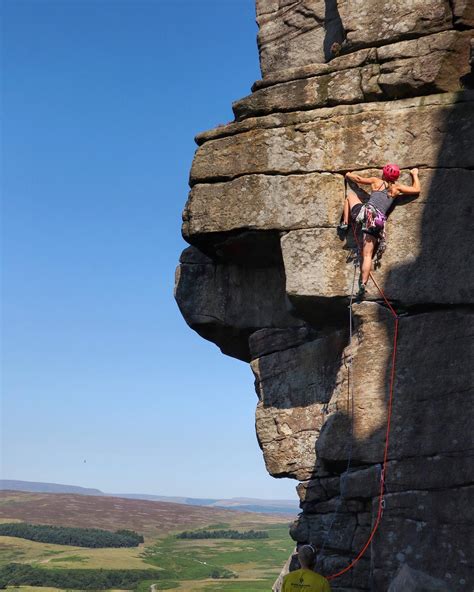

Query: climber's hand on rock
[{"left": 410, "top": 168, "right": 419, "bottom": 176}]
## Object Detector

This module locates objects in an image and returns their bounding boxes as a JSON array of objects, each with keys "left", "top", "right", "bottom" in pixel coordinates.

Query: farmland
[{"left": 0, "top": 491, "right": 296, "bottom": 591}]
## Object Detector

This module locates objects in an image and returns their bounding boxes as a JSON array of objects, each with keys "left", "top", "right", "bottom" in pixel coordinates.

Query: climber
[
  {"left": 338, "top": 164, "right": 420, "bottom": 298},
  {"left": 282, "top": 545, "right": 331, "bottom": 591}
]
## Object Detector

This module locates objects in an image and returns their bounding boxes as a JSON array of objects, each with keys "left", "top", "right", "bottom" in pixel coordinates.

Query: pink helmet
[{"left": 382, "top": 163, "right": 400, "bottom": 181}]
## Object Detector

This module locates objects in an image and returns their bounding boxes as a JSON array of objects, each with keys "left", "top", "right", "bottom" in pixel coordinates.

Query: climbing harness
[
  {"left": 322, "top": 222, "right": 400, "bottom": 582},
  {"left": 356, "top": 204, "right": 387, "bottom": 264}
]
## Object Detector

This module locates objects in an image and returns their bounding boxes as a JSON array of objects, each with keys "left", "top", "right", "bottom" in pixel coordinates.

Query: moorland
[{"left": 0, "top": 490, "right": 296, "bottom": 591}]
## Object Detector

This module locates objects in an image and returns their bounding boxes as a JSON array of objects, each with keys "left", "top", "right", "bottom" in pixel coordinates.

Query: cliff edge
[{"left": 175, "top": 1, "right": 473, "bottom": 590}]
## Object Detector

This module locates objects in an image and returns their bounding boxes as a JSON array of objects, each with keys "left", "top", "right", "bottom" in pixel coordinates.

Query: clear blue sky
[{"left": 1, "top": 0, "right": 298, "bottom": 500}]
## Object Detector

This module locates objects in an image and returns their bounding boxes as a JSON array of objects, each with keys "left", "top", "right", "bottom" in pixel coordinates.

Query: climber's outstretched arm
[
  {"left": 395, "top": 168, "right": 421, "bottom": 195},
  {"left": 346, "top": 171, "right": 378, "bottom": 185}
]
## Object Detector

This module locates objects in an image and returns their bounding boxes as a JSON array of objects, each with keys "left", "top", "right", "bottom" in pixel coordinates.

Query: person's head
[
  {"left": 382, "top": 163, "right": 400, "bottom": 183},
  {"left": 297, "top": 544, "right": 316, "bottom": 569}
]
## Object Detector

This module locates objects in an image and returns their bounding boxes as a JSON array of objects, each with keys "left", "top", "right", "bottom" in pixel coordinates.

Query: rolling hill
[
  {"left": 0, "top": 479, "right": 299, "bottom": 515},
  {"left": 0, "top": 490, "right": 292, "bottom": 537}
]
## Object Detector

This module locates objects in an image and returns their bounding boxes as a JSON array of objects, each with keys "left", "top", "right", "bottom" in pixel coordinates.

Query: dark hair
[{"left": 298, "top": 545, "right": 316, "bottom": 567}]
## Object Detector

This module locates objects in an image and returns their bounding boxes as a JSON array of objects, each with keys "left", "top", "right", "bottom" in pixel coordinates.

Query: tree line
[
  {"left": 0, "top": 522, "right": 144, "bottom": 548},
  {"left": 176, "top": 528, "right": 269, "bottom": 540},
  {"left": 0, "top": 563, "right": 162, "bottom": 589}
]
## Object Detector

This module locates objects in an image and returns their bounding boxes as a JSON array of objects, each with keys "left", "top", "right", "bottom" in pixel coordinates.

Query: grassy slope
[
  {"left": 0, "top": 536, "right": 154, "bottom": 569},
  {"left": 140, "top": 524, "right": 293, "bottom": 585},
  {"left": 7, "top": 589, "right": 131, "bottom": 592},
  {"left": 1, "top": 492, "right": 296, "bottom": 591}
]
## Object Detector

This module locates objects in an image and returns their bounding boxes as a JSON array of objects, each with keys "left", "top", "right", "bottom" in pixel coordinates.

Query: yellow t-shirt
[{"left": 282, "top": 568, "right": 331, "bottom": 592}]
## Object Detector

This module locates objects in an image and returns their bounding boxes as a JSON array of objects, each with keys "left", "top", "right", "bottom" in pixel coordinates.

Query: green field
[
  {"left": 1, "top": 524, "right": 294, "bottom": 591},
  {"left": 141, "top": 523, "right": 293, "bottom": 585},
  {"left": 0, "top": 536, "right": 153, "bottom": 570},
  {"left": 5, "top": 589, "right": 132, "bottom": 592},
  {"left": 0, "top": 492, "right": 295, "bottom": 591}
]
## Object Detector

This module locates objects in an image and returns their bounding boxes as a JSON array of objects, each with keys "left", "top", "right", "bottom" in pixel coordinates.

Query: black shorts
[{"left": 351, "top": 203, "right": 363, "bottom": 220}]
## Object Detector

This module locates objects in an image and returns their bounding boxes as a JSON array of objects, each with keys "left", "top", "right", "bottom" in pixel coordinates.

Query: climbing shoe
[
  {"left": 337, "top": 222, "right": 349, "bottom": 240},
  {"left": 355, "top": 282, "right": 367, "bottom": 301}
]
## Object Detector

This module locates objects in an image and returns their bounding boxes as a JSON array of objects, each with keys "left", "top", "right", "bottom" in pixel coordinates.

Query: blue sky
[{"left": 1, "top": 0, "right": 299, "bottom": 500}]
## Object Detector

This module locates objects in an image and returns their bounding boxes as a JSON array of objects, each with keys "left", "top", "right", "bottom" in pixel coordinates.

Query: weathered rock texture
[
  {"left": 387, "top": 563, "right": 451, "bottom": 591},
  {"left": 175, "top": 1, "right": 473, "bottom": 590}
]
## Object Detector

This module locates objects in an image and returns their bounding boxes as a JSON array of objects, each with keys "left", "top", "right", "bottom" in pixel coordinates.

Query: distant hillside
[
  {"left": 113, "top": 494, "right": 298, "bottom": 515},
  {"left": 0, "top": 491, "right": 290, "bottom": 537},
  {"left": 1, "top": 480, "right": 298, "bottom": 515},
  {"left": 1, "top": 480, "right": 103, "bottom": 496}
]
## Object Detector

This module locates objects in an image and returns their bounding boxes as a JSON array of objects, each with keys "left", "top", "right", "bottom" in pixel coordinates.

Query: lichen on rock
[{"left": 175, "top": 1, "right": 473, "bottom": 590}]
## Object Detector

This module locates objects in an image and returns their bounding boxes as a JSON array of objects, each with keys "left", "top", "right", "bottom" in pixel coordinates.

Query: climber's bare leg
[
  {"left": 343, "top": 190, "right": 362, "bottom": 225},
  {"left": 361, "top": 235, "right": 376, "bottom": 284}
]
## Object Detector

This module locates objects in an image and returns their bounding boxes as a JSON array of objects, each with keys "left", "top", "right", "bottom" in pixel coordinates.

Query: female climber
[{"left": 338, "top": 164, "right": 420, "bottom": 298}]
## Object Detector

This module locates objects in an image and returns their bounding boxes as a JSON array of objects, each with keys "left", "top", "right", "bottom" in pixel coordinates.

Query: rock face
[
  {"left": 388, "top": 564, "right": 451, "bottom": 592},
  {"left": 175, "top": 1, "right": 473, "bottom": 590}
]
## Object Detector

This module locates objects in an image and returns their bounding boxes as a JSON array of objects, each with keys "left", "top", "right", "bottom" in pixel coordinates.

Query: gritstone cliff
[{"left": 175, "top": 1, "right": 474, "bottom": 590}]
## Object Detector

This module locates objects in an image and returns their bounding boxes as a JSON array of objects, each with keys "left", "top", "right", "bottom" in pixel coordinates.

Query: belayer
[
  {"left": 338, "top": 164, "right": 420, "bottom": 298},
  {"left": 282, "top": 545, "right": 331, "bottom": 591}
]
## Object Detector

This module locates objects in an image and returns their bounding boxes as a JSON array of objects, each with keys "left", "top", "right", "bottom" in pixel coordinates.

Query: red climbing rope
[{"left": 326, "top": 224, "right": 400, "bottom": 581}]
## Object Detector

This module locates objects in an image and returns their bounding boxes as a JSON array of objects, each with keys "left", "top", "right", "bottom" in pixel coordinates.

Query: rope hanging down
[
  {"left": 316, "top": 261, "right": 357, "bottom": 566},
  {"left": 325, "top": 223, "right": 400, "bottom": 582}
]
